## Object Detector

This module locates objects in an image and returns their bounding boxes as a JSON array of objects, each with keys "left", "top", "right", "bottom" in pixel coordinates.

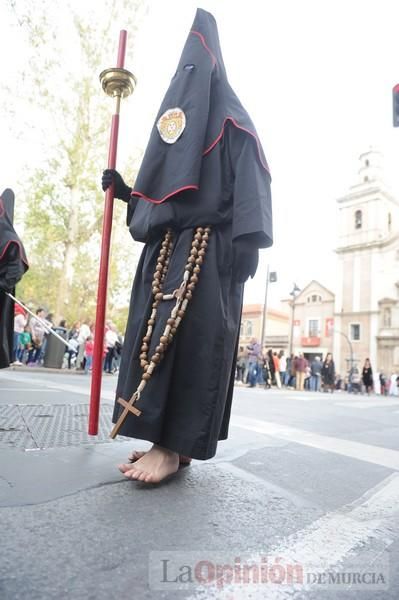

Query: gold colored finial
[{"left": 99, "top": 67, "right": 136, "bottom": 99}]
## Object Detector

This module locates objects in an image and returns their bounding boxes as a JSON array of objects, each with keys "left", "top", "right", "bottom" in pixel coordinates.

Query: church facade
[{"left": 334, "top": 149, "right": 399, "bottom": 377}]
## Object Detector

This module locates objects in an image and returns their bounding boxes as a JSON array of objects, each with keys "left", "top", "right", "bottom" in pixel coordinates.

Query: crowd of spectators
[
  {"left": 11, "top": 303, "right": 123, "bottom": 375},
  {"left": 11, "top": 307, "right": 399, "bottom": 395},
  {"left": 236, "top": 337, "right": 399, "bottom": 396}
]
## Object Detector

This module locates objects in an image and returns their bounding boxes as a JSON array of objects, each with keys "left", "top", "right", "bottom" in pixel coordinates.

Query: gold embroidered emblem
[{"left": 157, "top": 107, "right": 186, "bottom": 144}]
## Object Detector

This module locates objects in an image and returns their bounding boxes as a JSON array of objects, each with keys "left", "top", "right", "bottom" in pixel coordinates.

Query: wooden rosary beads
[{"left": 110, "top": 226, "right": 211, "bottom": 438}]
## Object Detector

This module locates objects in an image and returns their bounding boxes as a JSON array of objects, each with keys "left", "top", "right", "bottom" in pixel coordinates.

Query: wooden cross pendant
[{"left": 109, "top": 395, "right": 142, "bottom": 439}]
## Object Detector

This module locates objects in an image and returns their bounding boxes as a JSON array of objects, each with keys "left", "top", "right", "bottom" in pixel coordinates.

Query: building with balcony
[{"left": 283, "top": 281, "right": 335, "bottom": 361}]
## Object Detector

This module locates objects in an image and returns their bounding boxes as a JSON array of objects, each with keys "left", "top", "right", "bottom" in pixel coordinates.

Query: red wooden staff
[{"left": 88, "top": 31, "right": 136, "bottom": 435}]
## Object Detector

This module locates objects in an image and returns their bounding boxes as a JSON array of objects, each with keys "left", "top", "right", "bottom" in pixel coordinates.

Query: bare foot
[
  {"left": 118, "top": 445, "right": 180, "bottom": 483},
  {"left": 126, "top": 450, "right": 191, "bottom": 465}
]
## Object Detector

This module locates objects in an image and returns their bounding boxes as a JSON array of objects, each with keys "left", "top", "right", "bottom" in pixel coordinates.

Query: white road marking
[
  {"left": 284, "top": 395, "right": 320, "bottom": 401},
  {"left": 0, "top": 388, "right": 61, "bottom": 392},
  {"left": 188, "top": 473, "right": 399, "bottom": 599},
  {"left": 231, "top": 415, "right": 399, "bottom": 470},
  {"left": 336, "top": 399, "right": 399, "bottom": 409},
  {"left": 237, "top": 387, "right": 325, "bottom": 402},
  {"left": 0, "top": 372, "right": 115, "bottom": 400}
]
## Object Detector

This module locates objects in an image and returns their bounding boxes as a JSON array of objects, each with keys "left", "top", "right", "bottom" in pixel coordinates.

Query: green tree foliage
[{"left": 6, "top": 0, "right": 147, "bottom": 328}]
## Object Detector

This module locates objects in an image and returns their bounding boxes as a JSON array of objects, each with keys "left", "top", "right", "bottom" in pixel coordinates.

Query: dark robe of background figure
[
  {"left": 104, "top": 9, "right": 273, "bottom": 460},
  {"left": 0, "top": 189, "right": 29, "bottom": 368}
]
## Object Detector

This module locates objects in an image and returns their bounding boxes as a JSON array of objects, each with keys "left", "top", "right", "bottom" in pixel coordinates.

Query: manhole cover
[{"left": 0, "top": 404, "right": 130, "bottom": 449}]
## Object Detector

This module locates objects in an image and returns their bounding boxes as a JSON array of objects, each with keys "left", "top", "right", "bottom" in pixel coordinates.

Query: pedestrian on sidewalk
[
  {"left": 13, "top": 304, "right": 27, "bottom": 364},
  {"left": 362, "top": 358, "right": 373, "bottom": 395},
  {"left": 279, "top": 350, "right": 287, "bottom": 387},
  {"left": 76, "top": 319, "right": 91, "bottom": 370},
  {"left": 247, "top": 338, "right": 262, "bottom": 387},
  {"left": 294, "top": 353, "right": 307, "bottom": 391},
  {"left": 104, "top": 324, "right": 118, "bottom": 374},
  {"left": 321, "top": 353, "right": 335, "bottom": 393},
  {"left": 267, "top": 348, "right": 275, "bottom": 385},
  {"left": 18, "top": 325, "right": 32, "bottom": 364},
  {"left": 379, "top": 371, "right": 388, "bottom": 396},
  {"left": 286, "top": 353, "right": 296, "bottom": 388},
  {"left": 236, "top": 346, "right": 246, "bottom": 382},
  {"left": 84, "top": 336, "right": 94, "bottom": 374},
  {"left": 262, "top": 353, "right": 272, "bottom": 389},
  {"left": 273, "top": 352, "right": 281, "bottom": 388},
  {"left": 27, "top": 308, "right": 47, "bottom": 365},
  {"left": 310, "top": 356, "right": 322, "bottom": 391}
]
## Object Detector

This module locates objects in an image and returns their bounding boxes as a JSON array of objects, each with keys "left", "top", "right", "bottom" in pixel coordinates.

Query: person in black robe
[
  {"left": 361, "top": 358, "right": 373, "bottom": 395},
  {"left": 102, "top": 9, "right": 273, "bottom": 482},
  {"left": 0, "top": 189, "right": 29, "bottom": 368}
]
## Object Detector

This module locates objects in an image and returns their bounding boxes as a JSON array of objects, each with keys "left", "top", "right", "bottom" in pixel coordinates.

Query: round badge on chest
[{"left": 157, "top": 107, "right": 186, "bottom": 144}]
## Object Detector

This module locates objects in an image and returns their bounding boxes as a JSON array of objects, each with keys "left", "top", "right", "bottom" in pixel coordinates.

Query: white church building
[{"left": 334, "top": 149, "right": 399, "bottom": 377}]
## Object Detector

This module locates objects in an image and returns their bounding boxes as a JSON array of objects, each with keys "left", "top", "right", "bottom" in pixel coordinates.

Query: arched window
[
  {"left": 355, "top": 210, "right": 362, "bottom": 229},
  {"left": 365, "top": 159, "right": 369, "bottom": 167},
  {"left": 307, "top": 294, "right": 322, "bottom": 303},
  {"left": 388, "top": 212, "right": 392, "bottom": 231}
]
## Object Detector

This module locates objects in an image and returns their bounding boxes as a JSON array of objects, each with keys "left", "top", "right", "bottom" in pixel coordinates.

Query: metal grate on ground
[{"left": 0, "top": 404, "right": 130, "bottom": 450}]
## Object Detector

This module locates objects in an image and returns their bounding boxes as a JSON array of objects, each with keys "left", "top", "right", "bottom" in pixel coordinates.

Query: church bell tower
[{"left": 334, "top": 149, "right": 399, "bottom": 377}]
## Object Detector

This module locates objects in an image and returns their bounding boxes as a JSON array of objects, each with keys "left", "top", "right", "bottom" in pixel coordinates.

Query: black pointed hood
[{"left": 131, "top": 8, "right": 270, "bottom": 204}]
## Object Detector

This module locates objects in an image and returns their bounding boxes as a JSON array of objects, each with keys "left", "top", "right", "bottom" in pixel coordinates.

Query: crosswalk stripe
[
  {"left": 231, "top": 415, "right": 399, "bottom": 470},
  {"left": 188, "top": 473, "right": 398, "bottom": 599}
]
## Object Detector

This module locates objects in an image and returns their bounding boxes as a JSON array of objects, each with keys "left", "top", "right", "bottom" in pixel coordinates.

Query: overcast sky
[{"left": 1, "top": 0, "right": 399, "bottom": 310}]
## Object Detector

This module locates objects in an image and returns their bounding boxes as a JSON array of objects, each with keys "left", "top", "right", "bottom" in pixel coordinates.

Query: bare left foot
[
  {"left": 124, "top": 450, "right": 192, "bottom": 465},
  {"left": 118, "top": 444, "right": 180, "bottom": 483}
]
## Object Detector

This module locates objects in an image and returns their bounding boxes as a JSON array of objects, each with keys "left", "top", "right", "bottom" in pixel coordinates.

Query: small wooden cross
[{"left": 109, "top": 395, "right": 141, "bottom": 439}]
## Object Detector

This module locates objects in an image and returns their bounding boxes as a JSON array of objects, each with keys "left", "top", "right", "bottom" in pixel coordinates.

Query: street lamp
[
  {"left": 260, "top": 266, "right": 277, "bottom": 347},
  {"left": 289, "top": 283, "right": 301, "bottom": 356}
]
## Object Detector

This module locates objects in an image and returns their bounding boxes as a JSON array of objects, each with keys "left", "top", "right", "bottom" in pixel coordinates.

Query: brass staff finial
[{"left": 99, "top": 67, "right": 136, "bottom": 100}]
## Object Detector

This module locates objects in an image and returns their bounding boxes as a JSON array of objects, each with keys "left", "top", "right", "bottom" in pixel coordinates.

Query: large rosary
[{"left": 110, "top": 226, "right": 211, "bottom": 438}]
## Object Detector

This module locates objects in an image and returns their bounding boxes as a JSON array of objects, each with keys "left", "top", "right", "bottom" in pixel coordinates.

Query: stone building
[
  {"left": 283, "top": 280, "right": 335, "bottom": 361},
  {"left": 239, "top": 304, "right": 289, "bottom": 350},
  {"left": 334, "top": 149, "right": 399, "bottom": 376}
]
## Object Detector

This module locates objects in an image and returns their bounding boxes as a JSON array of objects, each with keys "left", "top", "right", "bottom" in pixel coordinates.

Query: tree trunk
[{"left": 54, "top": 187, "right": 80, "bottom": 322}]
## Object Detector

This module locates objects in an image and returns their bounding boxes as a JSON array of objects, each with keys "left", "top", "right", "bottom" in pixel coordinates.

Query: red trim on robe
[
  {"left": 203, "top": 116, "right": 271, "bottom": 175},
  {"left": 131, "top": 119, "right": 270, "bottom": 204},
  {"left": 130, "top": 29, "right": 270, "bottom": 205},
  {"left": 131, "top": 185, "right": 199, "bottom": 205},
  {"left": 0, "top": 239, "right": 29, "bottom": 268}
]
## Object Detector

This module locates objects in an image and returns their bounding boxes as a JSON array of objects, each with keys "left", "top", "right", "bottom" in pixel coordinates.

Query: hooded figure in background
[
  {"left": 102, "top": 9, "right": 273, "bottom": 482},
  {"left": 0, "top": 189, "right": 29, "bottom": 368}
]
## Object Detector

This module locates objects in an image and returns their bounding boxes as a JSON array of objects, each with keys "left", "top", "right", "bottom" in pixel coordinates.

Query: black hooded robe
[
  {"left": 112, "top": 9, "right": 273, "bottom": 460},
  {"left": 0, "top": 190, "right": 29, "bottom": 368}
]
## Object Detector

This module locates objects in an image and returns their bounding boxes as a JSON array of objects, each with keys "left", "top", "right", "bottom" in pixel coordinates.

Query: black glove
[
  {"left": 0, "top": 262, "right": 22, "bottom": 292},
  {"left": 232, "top": 235, "right": 259, "bottom": 283},
  {"left": 101, "top": 169, "right": 132, "bottom": 202}
]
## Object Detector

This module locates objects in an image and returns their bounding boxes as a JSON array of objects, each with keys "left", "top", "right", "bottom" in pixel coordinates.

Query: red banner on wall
[{"left": 325, "top": 318, "right": 334, "bottom": 337}]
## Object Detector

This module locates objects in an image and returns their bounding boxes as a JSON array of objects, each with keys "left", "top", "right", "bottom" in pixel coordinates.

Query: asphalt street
[{"left": 0, "top": 367, "right": 398, "bottom": 600}]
